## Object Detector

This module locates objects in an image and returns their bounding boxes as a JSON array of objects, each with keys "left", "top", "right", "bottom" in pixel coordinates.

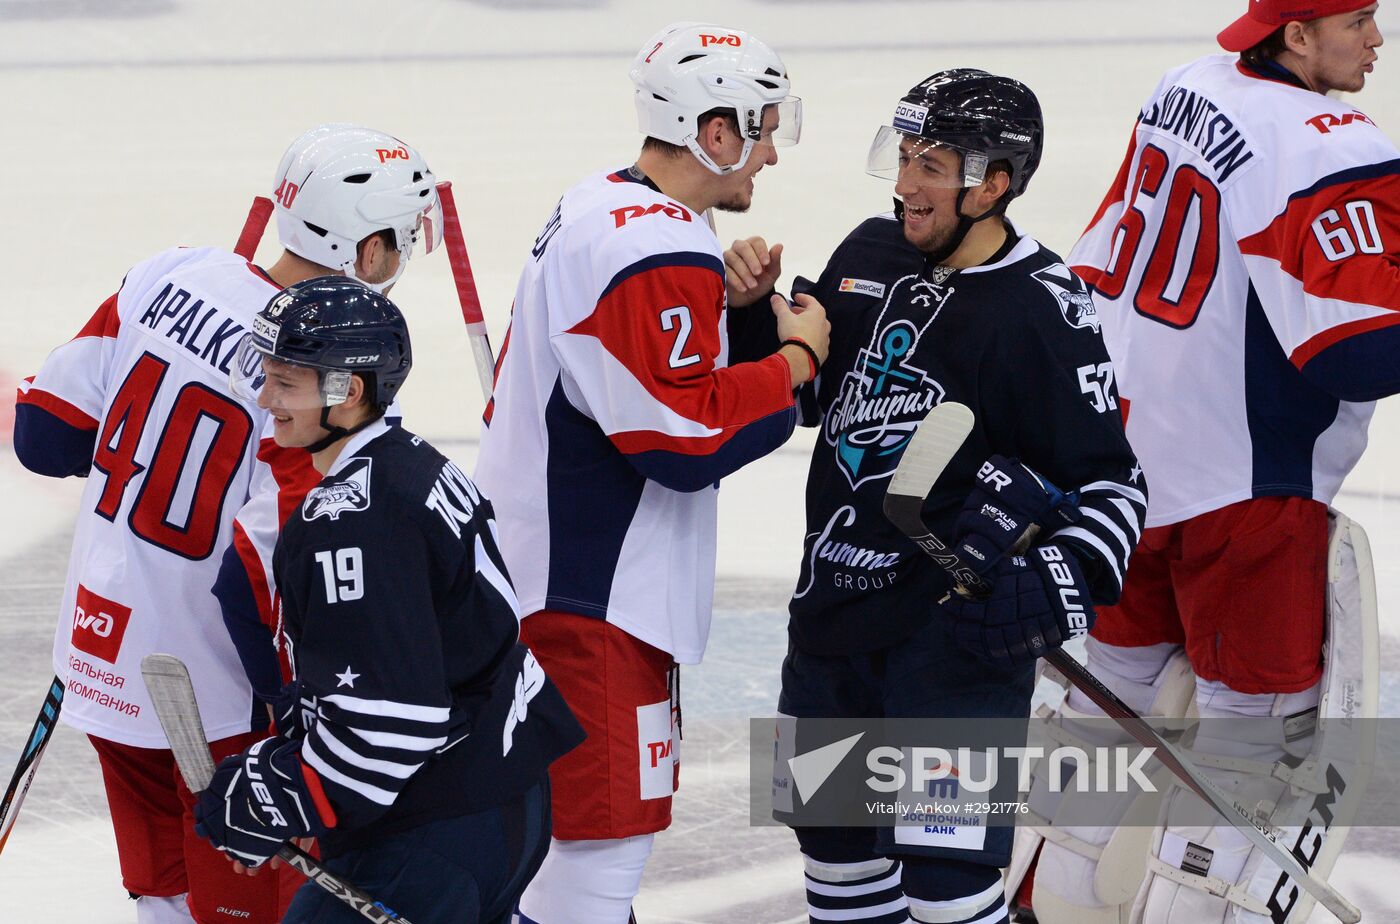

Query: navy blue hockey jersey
[
  {"left": 778, "top": 215, "right": 1147, "bottom": 655},
  {"left": 273, "top": 420, "right": 583, "bottom": 854}
]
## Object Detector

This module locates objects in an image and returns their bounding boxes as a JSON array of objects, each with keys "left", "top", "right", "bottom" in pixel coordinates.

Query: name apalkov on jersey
[
  {"left": 137, "top": 283, "right": 247, "bottom": 375},
  {"left": 1140, "top": 84, "right": 1255, "bottom": 183}
]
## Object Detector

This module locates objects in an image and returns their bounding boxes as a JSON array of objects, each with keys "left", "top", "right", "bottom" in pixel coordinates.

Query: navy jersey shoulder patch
[
  {"left": 1032, "top": 263, "right": 1100, "bottom": 333},
  {"left": 304, "top": 457, "right": 373, "bottom": 522}
]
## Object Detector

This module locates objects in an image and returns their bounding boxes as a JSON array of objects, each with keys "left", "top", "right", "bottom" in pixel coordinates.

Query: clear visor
[
  {"left": 229, "top": 333, "right": 351, "bottom": 410},
  {"left": 404, "top": 196, "right": 444, "bottom": 258},
  {"left": 745, "top": 97, "right": 802, "bottom": 147},
  {"left": 865, "top": 125, "right": 987, "bottom": 189}
]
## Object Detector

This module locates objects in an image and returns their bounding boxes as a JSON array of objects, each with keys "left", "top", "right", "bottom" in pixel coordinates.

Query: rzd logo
[
  {"left": 700, "top": 33, "right": 742, "bottom": 47},
  {"left": 1308, "top": 112, "right": 1376, "bottom": 134},
  {"left": 71, "top": 585, "right": 133, "bottom": 664},
  {"left": 611, "top": 201, "right": 693, "bottom": 228},
  {"left": 375, "top": 146, "right": 410, "bottom": 163}
]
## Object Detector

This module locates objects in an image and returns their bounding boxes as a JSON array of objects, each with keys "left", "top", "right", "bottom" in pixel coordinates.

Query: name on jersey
[
  {"left": 839, "top": 278, "right": 886, "bottom": 299},
  {"left": 1308, "top": 111, "right": 1375, "bottom": 134},
  {"left": 426, "top": 460, "right": 482, "bottom": 538},
  {"left": 137, "top": 283, "right": 247, "bottom": 377},
  {"left": 611, "top": 200, "right": 692, "bottom": 228},
  {"left": 1139, "top": 85, "right": 1254, "bottom": 184}
]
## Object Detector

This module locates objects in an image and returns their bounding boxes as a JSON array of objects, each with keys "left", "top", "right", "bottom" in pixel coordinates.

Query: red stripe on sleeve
[
  {"left": 15, "top": 380, "right": 99, "bottom": 430},
  {"left": 73, "top": 292, "right": 122, "bottom": 342},
  {"left": 232, "top": 523, "right": 274, "bottom": 633},
  {"left": 1239, "top": 174, "right": 1400, "bottom": 312},
  {"left": 566, "top": 262, "right": 793, "bottom": 455}
]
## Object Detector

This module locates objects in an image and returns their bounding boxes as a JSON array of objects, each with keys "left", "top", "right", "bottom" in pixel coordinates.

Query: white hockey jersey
[
  {"left": 1071, "top": 55, "right": 1400, "bottom": 528},
  {"left": 473, "top": 169, "right": 797, "bottom": 663},
  {"left": 16, "top": 247, "right": 279, "bottom": 746}
]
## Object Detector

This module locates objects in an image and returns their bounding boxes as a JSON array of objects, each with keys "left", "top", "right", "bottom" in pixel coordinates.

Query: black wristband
[{"left": 781, "top": 338, "right": 821, "bottom": 379}]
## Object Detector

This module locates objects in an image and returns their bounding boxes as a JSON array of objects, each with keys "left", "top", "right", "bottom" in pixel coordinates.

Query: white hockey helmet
[
  {"left": 630, "top": 22, "right": 801, "bottom": 176},
  {"left": 271, "top": 123, "right": 442, "bottom": 292}
]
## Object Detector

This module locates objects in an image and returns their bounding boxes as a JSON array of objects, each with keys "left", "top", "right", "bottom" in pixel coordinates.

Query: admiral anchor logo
[
  {"left": 304, "top": 458, "right": 372, "bottom": 521},
  {"left": 826, "top": 320, "right": 944, "bottom": 489}
]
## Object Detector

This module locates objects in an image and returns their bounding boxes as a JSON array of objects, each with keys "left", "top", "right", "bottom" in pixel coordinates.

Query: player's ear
[
  {"left": 1283, "top": 19, "right": 1312, "bottom": 55},
  {"left": 976, "top": 168, "right": 1012, "bottom": 210},
  {"left": 345, "top": 374, "right": 368, "bottom": 412},
  {"left": 698, "top": 114, "right": 730, "bottom": 160}
]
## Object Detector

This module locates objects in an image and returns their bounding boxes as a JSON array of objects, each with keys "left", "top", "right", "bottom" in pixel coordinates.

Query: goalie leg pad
[
  {"left": 1010, "top": 640, "right": 1195, "bottom": 922},
  {"left": 1130, "top": 509, "right": 1378, "bottom": 924}
]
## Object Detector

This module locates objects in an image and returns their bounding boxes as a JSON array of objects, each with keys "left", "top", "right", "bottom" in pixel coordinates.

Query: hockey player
[
  {"left": 471, "top": 21, "right": 828, "bottom": 924},
  {"left": 201, "top": 277, "right": 584, "bottom": 924},
  {"left": 11, "top": 123, "right": 440, "bottom": 924},
  {"left": 215, "top": 123, "right": 442, "bottom": 714},
  {"left": 725, "top": 70, "right": 1145, "bottom": 924},
  {"left": 1021, "top": 2, "right": 1391, "bottom": 922}
]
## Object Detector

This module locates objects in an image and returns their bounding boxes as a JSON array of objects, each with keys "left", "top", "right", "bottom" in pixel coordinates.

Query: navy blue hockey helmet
[
  {"left": 868, "top": 68, "right": 1044, "bottom": 200},
  {"left": 233, "top": 275, "right": 412, "bottom": 413}
]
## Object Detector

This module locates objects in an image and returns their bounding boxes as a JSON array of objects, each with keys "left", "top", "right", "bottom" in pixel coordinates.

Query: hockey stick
[
  {"left": 140, "top": 654, "right": 417, "bottom": 924},
  {"left": 883, "top": 402, "right": 1362, "bottom": 924},
  {"left": 235, "top": 196, "right": 275, "bottom": 261},
  {"left": 436, "top": 181, "right": 497, "bottom": 406},
  {"left": 0, "top": 677, "right": 64, "bottom": 856}
]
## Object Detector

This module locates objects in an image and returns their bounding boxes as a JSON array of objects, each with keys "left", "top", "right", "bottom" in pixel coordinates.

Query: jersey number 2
[
  {"left": 1097, "top": 143, "right": 1221, "bottom": 329},
  {"left": 660, "top": 306, "right": 701, "bottom": 369},
  {"left": 92, "top": 352, "right": 253, "bottom": 560}
]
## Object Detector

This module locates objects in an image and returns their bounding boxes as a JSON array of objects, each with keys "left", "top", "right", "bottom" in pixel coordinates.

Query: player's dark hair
[
  {"left": 1242, "top": 26, "right": 1290, "bottom": 67},
  {"left": 642, "top": 108, "right": 742, "bottom": 158}
]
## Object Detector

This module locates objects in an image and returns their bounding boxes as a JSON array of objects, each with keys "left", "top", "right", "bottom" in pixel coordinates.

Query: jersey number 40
[{"left": 93, "top": 351, "right": 254, "bottom": 560}]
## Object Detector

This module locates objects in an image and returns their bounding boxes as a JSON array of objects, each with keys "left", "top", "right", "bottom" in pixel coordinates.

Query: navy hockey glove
[
  {"left": 264, "top": 680, "right": 314, "bottom": 740},
  {"left": 943, "top": 543, "right": 1095, "bottom": 666},
  {"left": 952, "top": 455, "right": 1081, "bottom": 579},
  {"left": 193, "top": 736, "right": 332, "bottom": 867}
]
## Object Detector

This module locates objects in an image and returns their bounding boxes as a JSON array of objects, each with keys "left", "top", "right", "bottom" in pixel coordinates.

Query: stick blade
[
  {"left": 884, "top": 402, "right": 974, "bottom": 535},
  {"left": 141, "top": 654, "right": 216, "bottom": 792},
  {"left": 888, "top": 402, "right": 974, "bottom": 499}
]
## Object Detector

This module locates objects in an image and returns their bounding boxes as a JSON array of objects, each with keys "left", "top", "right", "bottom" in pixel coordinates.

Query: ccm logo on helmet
[
  {"left": 1038, "top": 546, "right": 1089, "bottom": 637},
  {"left": 375, "top": 146, "right": 410, "bottom": 163},
  {"left": 700, "top": 33, "right": 742, "bottom": 47},
  {"left": 343, "top": 354, "right": 382, "bottom": 364},
  {"left": 1307, "top": 112, "right": 1375, "bottom": 134},
  {"left": 611, "top": 201, "right": 693, "bottom": 228}
]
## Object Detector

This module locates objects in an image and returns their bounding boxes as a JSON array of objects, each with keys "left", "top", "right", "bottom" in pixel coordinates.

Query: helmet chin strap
[
  {"left": 894, "top": 188, "right": 1010, "bottom": 269},
  {"left": 305, "top": 406, "right": 380, "bottom": 454}
]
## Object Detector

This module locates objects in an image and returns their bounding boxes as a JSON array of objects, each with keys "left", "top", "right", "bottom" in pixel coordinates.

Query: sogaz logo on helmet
[
  {"left": 253, "top": 315, "right": 281, "bottom": 344},
  {"left": 893, "top": 103, "right": 928, "bottom": 134}
]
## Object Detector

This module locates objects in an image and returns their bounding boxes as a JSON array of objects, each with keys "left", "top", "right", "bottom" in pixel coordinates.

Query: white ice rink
[{"left": 4, "top": 0, "right": 1400, "bottom": 920}]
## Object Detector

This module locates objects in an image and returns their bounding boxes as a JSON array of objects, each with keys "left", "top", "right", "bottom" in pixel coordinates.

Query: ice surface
[{"left": 3, "top": 1, "right": 1399, "bottom": 920}]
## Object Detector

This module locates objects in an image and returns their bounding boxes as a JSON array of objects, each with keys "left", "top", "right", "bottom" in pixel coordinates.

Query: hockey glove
[
  {"left": 193, "top": 736, "right": 332, "bottom": 867},
  {"left": 942, "top": 543, "right": 1095, "bottom": 666},
  {"left": 952, "top": 455, "right": 1081, "bottom": 579},
  {"left": 265, "top": 680, "right": 314, "bottom": 740}
]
